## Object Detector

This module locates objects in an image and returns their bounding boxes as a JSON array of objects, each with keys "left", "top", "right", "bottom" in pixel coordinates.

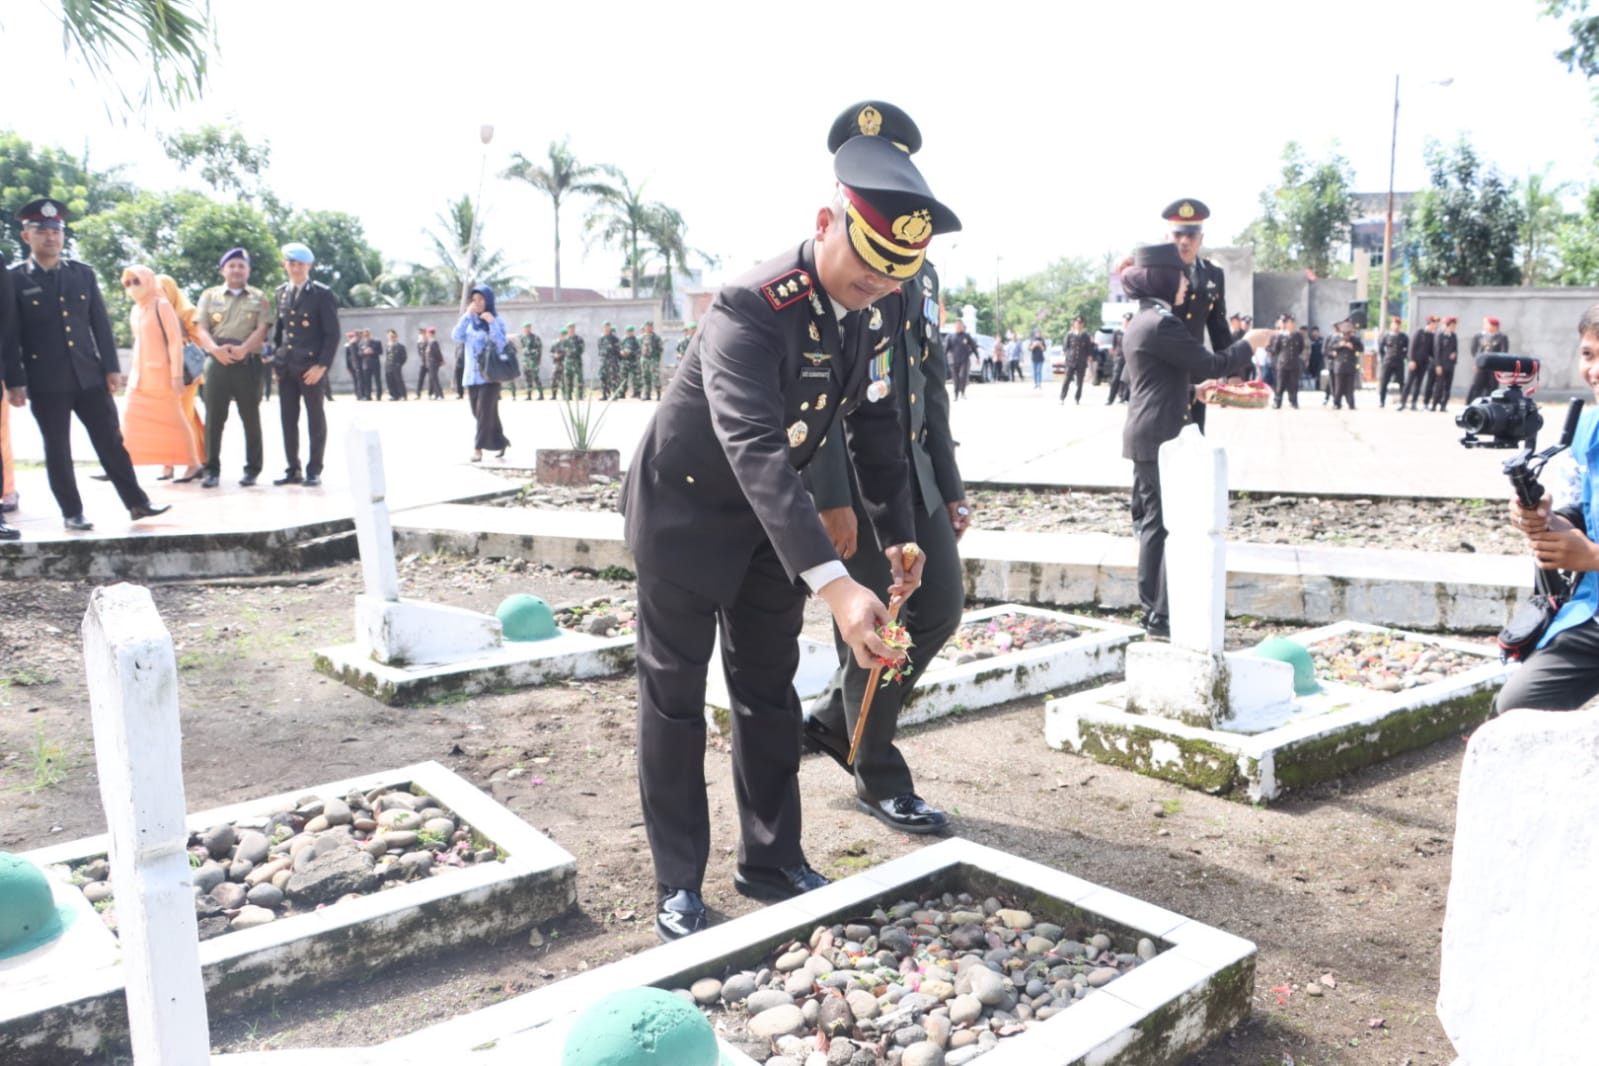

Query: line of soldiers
[
  {"left": 1398, "top": 315, "right": 1465, "bottom": 411},
  {"left": 593, "top": 320, "right": 669, "bottom": 401}
]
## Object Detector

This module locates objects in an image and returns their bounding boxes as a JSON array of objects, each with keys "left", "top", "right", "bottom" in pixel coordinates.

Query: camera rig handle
[{"left": 1504, "top": 399, "right": 1585, "bottom": 508}]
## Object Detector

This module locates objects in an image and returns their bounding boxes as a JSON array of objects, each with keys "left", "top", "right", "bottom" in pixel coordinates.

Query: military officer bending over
[{"left": 620, "top": 133, "right": 958, "bottom": 941}]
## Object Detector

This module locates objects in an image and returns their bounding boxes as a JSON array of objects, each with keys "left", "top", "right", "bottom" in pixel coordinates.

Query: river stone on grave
[{"left": 284, "top": 845, "right": 378, "bottom": 905}]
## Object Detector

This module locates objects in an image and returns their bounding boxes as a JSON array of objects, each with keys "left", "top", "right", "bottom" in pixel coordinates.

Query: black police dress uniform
[
  {"left": 1466, "top": 331, "right": 1509, "bottom": 402},
  {"left": 1122, "top": 299, "right": 1254, "bottom": 628},
  {"left": 619, "top": 241, "right": 915, "bottom": 895},
  {"left": 803, "top": 262, "right": 965, "bottom": 807},
  {"left": 1430, "top": 330, "right": 1460, "bottom": 410},
  {"left": 1172, "top": 258, "right": 1230, "bottom": 430},
  {"left": 9, "top": 257, "right": 151, "bottom": 517},
  {"left": 1402, "top": 328, "right": 1434, "bottom": 409},
  {"left": 273, "top": 281, "right": 341, "bottom": 479},
  {"left": 1378, "top": 329, "right": 1409, "bottom": 407}
]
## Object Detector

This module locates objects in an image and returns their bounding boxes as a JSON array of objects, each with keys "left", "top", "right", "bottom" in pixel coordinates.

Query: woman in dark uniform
[{"left": 1120, "top": 243, "right": 1270, "bottom": 636}]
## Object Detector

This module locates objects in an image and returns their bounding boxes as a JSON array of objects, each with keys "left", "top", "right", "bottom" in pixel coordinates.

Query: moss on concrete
[{"left": 1072, "top": 721, "right": 1241, "bottom": 795}]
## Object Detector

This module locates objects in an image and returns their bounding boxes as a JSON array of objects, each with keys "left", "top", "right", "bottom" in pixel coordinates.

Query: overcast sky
[{"left": 7, "top": 0, "right": 1597, "bottom": 294}]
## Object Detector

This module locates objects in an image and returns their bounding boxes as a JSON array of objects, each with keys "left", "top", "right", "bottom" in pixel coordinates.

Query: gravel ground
[{"left": 501, "top": 481, "right": 1524, "bottom": 557}]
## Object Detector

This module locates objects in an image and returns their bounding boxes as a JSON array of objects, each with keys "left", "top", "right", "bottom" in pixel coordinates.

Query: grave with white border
[
  {"left": 0, "top": 585, "right": 576, "bottom": 1065},
  {"left": 313, "top": 423, "right": 634, "bottom": 703},
  {"left": 1045, "top": 426, "right": 1511, "bottom": 801}
]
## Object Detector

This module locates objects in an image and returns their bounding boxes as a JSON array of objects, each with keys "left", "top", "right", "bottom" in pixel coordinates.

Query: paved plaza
[{"left": 0, "top": 376, "right": 1551, "bottom": 545}]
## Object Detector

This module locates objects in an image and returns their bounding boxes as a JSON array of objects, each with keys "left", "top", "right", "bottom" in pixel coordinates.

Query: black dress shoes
[
  {"left": 201, "top": 474, "right": 220, "bottom": 488},
  {"left": 858, "top": 794, "right": 950, "bottom": 835},
  {"left": 63, "top": 515, "right": 94, "bottom": 532},
  {"left": 273, "top": 473, "right": 303, "bottom": 486},
  {"left": 238, "top": 474, "right": 257, "bottom": 487},
  {"left": 0, "top": 521, "right": 18, "bottom": 541},
  {"left": 302, "top": 474, "right": 321, "bottom": 487},
  {"left": 801, "top": 717, "right": 852, "bottom": 775},
  {"left": 733, "top": 862, "right": 830, "bottom": 902},
  {"left": 655, "top": 888, "right": 707, "bottom": 942},
  {"left": 1140, "top": 614, "right": 1170, "bottom": 640},
  {"left": 129, "top": 503, "right": 171, "bottom": 521}
]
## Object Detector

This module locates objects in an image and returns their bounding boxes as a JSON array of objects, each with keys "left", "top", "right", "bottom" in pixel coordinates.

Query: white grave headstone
[
  {"left": 1124, "top": 426, "right": 1294, "bottom": 727},
  {"left": 346, "top": 423, "right": 502, "bottom": 665},
  {"left": 82, "top": 584, "right": 210, "bottom": 1066},
  {"left": 1438, "top": 707, "right": 1599, "bottom": 1065}
]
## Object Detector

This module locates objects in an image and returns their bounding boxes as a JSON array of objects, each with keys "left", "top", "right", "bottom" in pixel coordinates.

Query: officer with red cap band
[{"left": 1467, "top": 314, "right": 1511, "bottom": 402}]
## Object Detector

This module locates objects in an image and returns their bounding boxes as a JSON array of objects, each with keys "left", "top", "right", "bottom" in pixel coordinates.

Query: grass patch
[{"left": 4, "top": 721, "right": 69, "bottom": 793}]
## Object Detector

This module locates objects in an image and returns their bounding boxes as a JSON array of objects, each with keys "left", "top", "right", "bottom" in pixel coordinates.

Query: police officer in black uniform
[
  {"left": 803, "top": 100, "right": 968, "bottom": 837},
  {"left": 0, "top": 250, "right": 20, "bottom": 540},
  {"left": 620, "top": 131, "right": 956, "bottom": 941},
  {"left": 1401, "top": 315, "right": 1437, "bottom": 410},
  {"left": 1164, "top": 199, "right": 1232, "bottom": 432},
  {"left": 1106, "top": 311, "right": 1132, "bottom": 404},
  {"left": 7, "top": 199, "right": 168, "bottom": 531},
  {"left": 1377, "top": 315, "right": 1409, "bottom": 408},
  {"left": 1430, "top": 316, "right": 1460, "bottom": 411},
  {"left": 272, "top": 242, "right": 341, "bottom": 486}
]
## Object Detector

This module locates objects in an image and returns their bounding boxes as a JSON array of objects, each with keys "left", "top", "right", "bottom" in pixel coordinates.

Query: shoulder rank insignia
[{"left": 761, "top": 268, "right": 812, "bottom": 312}]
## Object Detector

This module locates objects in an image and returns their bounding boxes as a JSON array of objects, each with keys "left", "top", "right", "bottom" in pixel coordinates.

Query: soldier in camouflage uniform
[
  {"left": 639, "top": 319, "right": 664, "bottom": 400},
  {"left": 548, "top": 327, "right": 568, "bottom": 401},
  {"left": 562, "top": 322, "right": 585, "bottom": 400},
  {"left": 519, "top": 323, "right": 544, "bottom": 400},
  {"left": 595, "top": 321, "right": 619, "bottom": 399},
  {"left": 619, "top": 325, "right": 641, "bottom": 399}
]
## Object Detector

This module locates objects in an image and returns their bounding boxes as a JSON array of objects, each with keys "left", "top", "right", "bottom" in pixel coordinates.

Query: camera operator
[{"left": 1496, "top": 304, "right": 1599, "bottom": 713}]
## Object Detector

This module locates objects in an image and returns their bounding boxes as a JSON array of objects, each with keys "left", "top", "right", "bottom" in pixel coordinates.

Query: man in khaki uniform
[{"left": 195, "top": 248, "right": 276, "bottom": 488}]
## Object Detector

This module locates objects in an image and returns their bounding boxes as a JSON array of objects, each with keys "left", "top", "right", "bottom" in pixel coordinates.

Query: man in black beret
[
  {"left": 7, "top": 198, "right": 169, "bottom": 530},
  {"left": 1163, "top": 198, "right": 1233, "bottom": 432},
  {"left": 1121, "top": 243, "right": 1269, "bottom": 636},
  {"left": 621, "top": 130, "right": 956, "bottom": 941}
]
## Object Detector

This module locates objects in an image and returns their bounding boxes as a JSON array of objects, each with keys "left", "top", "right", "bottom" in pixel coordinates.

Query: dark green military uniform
[
  {"left": 519, "top": 327, "right": 543, "bottom": 399},
  {"left": 549, "top": 330, "right": 569, "bottom": 401},
  {"left": 597, "top": 324, "right": 621, "bottom": 399},
  {"left": 639, "top": 322, "right": 664, "bottom": 400},
  {"left": 563, "top": 325, "right": 585, "bottom": 399},
  {"left": 619, "top": 327, "right": 641, "bottom": 398}
]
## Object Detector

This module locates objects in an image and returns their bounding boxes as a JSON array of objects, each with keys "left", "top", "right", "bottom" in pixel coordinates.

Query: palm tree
[
  {"left": 584, "top": 166, "right": 657, "bottom": 297},
  {"left": 424, "top": 194, "right": 520, "bottom": 298},
  {"left": 501, "top": 139, "right": 613, "bottom": 301},
  {"left": 53, "top": 0, "right": 214, "bottom": 113},
  {"left": 642, "top": 204, "right": 717, "bottom": 319},
  {"left": 1519, "top": 167, "right": 1571, "bottom": 287}
]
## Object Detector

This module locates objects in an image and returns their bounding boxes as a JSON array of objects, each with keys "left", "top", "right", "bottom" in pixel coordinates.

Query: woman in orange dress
[
  {"left": 155, "top": 273, "right": 207, "bottom": 480},
  {"left": 121, "top": 266, "right": 200, "bottom": 480}
]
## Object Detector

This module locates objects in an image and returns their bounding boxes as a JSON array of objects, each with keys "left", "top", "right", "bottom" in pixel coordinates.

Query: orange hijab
[{"left": 155, "top": 274, "right": 201, "bottom": 344}]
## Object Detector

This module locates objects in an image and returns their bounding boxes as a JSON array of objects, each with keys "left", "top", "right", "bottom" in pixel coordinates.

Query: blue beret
[
  {"left": 280, "top": 242, "right": 315, "bottom": 264},
  {"left": 219, "top": 247, "right": 249, "bottom": 268}
]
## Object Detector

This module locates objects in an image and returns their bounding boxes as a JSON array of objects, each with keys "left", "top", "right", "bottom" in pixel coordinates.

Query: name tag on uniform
[{"left": 800, "top": 366, "right": 830, "bottom": 381}]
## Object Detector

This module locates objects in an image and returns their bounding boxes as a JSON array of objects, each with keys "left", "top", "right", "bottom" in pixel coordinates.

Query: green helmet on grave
[
  {"left": 563, "top": 987, "right": 721, "bottom": 1066},
  {"left": 0, "top": 852, "right": 77, "bottom": 960},
  {"left": 496, "top": 594, "right": 559, "bottom": 642}
]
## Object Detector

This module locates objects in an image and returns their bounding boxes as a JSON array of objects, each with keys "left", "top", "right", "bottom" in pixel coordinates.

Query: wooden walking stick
[{"left": 848, "top": 544, "right": 918, "bottom": 767}]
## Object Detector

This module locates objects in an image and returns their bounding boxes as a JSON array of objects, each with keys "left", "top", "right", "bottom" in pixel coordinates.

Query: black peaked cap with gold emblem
[
  {"left": 16, "top": 197, "right": 68, "bottom": 228},
  {"left": 1161, "top": 198, "right": 1210, "bottom": 234},
  {"left": 826, "top": 100, "right": 923, "bottom": 155},
  {"left": 834, "top": 136, "right": 960, "bottom": 281}
]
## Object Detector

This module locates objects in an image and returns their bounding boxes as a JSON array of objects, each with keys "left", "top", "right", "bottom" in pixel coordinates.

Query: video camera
[{"left": 1456, "top": 354, "right": 1544, "bottom": 450}]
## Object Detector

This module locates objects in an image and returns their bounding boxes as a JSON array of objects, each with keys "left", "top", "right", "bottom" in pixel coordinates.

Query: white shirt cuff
[{"left": 801, "top": 560, "right": 849, "bottom": 593}]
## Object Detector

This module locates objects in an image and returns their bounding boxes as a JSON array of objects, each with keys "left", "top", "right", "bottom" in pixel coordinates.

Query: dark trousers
[
  {"left": 1401, "top": 360, "right": 1430, "bottom": 408},
  {"left": 385, "top": 363, "right": 407, "bottom": 400},
  {"left": 635, "top": 548, "right": 807, "bottom": 892},
  {"left": 427, "top": 362, "right": 444, "bottom": 399},
  {"left": 1131, "top": 459, "right": 1168, "bottom": 626},
  {"left": 361, "top": 358, "right": 383, "bottom": 401},
  {"left": 1058, "top": 363, "right": 1086, "bottom": 403},
  {"left": 260, "top": 358, "right": 274, "bottom": 400},
  {"left": 1496, "top": 616, "right": 1599, "bottom": 713},
  {"left": 416, "top": 358, "right": 429, "bottom": 398},
  {"left": 1332, "top": 367, "right": 1358, "bottom": 409},
  {"left": 951, "top": 358, "right": 969, "bottom": 398},
  {"left": 29, "top": 387, "right": 148, "bottom": 517},
  {"left": 203, "top": 358, "right": 263, "bottom": 477},
  {"left": 1107, "top": 357, "right": 1127, "bottom": 403},
  {"left": 277, "top": 366, "right": 328, "bottom": 477},
  {"left": 808, "top": 485, "right": 963, "bottom": 802},
  {"left": 1378, "top": 359, "right": 1406, "bottom": 406},
  {"left": 1273, "top": 357, "right": 1301, "bottom": 408},
  {"left": 467, "top": 383, "right": 508, "bottom": 451},
  {"left": 453, "top": 353, "right": 465, "bottom": 398},
  {"left": 1466, "top": 366, "right": 1497, "bottom": 403},
  {"left": 1428, "top": 363, "right": 1457, "bottom": 409}
]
